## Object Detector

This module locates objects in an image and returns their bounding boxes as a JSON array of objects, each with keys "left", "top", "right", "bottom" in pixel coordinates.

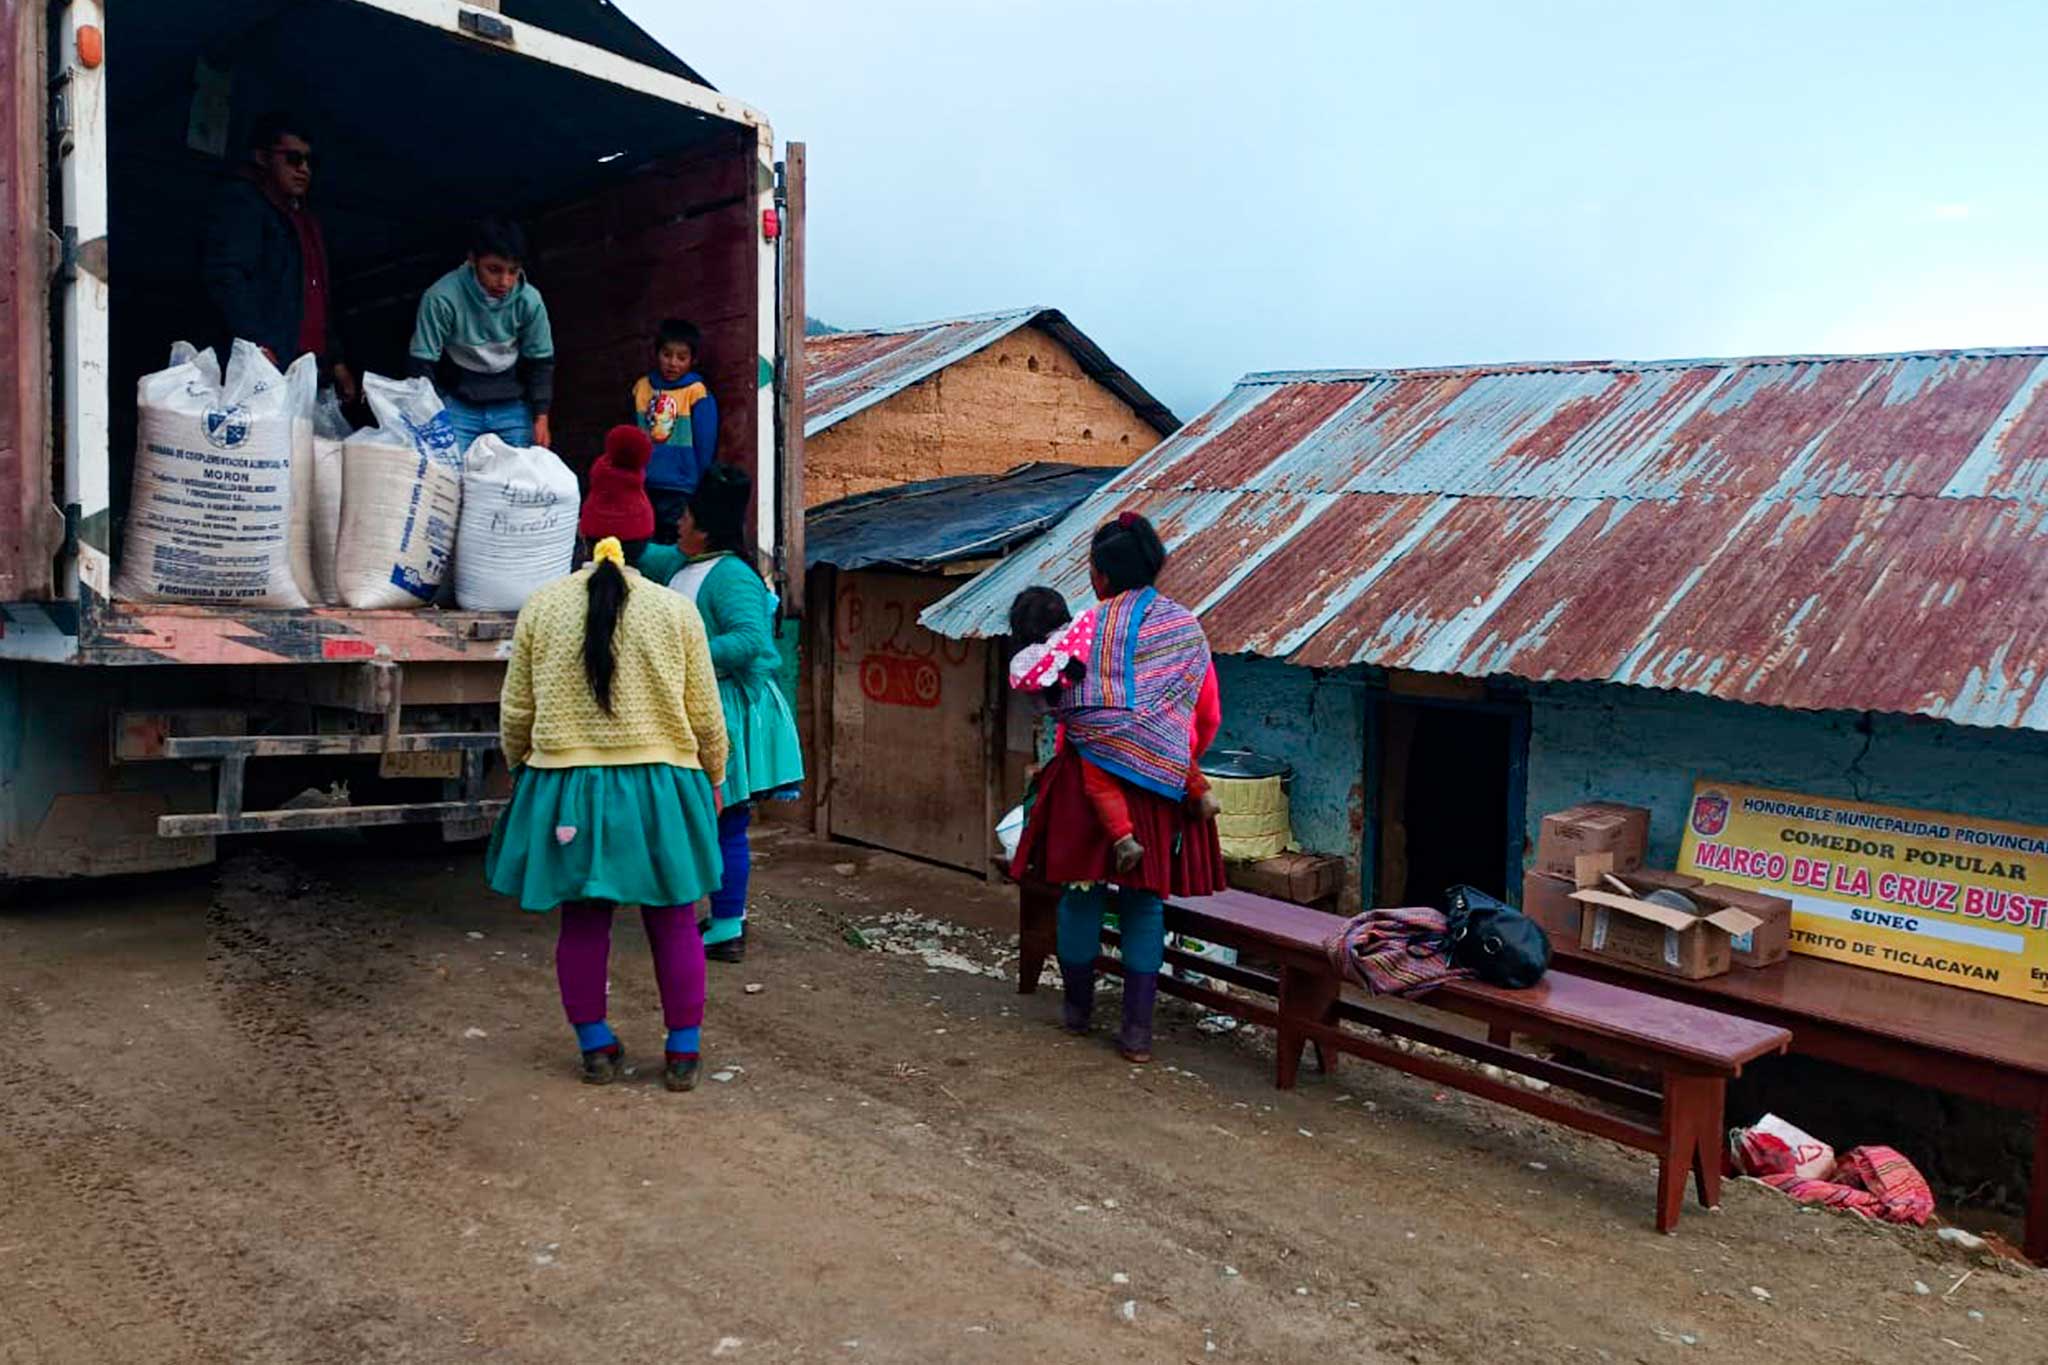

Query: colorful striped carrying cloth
[
  {"left": 1324, "top": 907, "right": 1470, "bottom": 997},
  {"left": 1058, "top": 587, "right": 1210, "bottom": 800}
]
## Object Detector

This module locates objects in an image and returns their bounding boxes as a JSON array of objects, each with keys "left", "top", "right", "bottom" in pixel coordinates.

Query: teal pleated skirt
[
  {"left": 486, "top": 763, "right": 723, "bottom": 912},
  {"left": 719, "top": 673, "right": 806, "bottom": 806}
]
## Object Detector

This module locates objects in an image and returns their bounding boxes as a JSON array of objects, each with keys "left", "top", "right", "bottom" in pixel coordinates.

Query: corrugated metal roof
[
  {"left": 804, "top": 307, "right": 1181, "bottom": 439},
  {"left": 807, "top": 463, "right": 1121, "bottom": 573},
  {"left": 922, "top": 347, "right": 2048, "bottom": 731}
]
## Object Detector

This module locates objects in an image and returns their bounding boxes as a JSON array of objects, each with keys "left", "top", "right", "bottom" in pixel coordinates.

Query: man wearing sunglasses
[{"left": 201, "top": 110, "right": 357, "bottom": 401}]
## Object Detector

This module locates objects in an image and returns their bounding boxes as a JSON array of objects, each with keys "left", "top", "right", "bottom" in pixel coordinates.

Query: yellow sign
[{"left": 1676, "top": 780, "right": 2048, "bottom": 1005}]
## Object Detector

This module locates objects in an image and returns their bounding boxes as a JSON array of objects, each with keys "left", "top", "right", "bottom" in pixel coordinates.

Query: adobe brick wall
[{"left": 805, "top": 326, "right": 1158, "bottom": 507}]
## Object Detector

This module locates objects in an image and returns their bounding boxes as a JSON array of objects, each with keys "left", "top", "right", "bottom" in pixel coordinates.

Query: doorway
[{"left": 1371, "top": 694, "right": 1527, "bottom": 908}]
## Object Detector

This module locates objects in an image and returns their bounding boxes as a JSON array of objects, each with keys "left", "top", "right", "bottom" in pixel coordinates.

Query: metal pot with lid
[
  {"left": 1198, "top": 749, "right": 1293, "bottom": 861},
  {"left": 1199, "top": 748, "right": 1293, "bottom": 783}
]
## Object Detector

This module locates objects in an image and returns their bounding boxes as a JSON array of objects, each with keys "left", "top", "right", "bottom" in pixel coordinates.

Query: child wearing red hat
[{"left": 579, "top": 424, "right": 657, "bottom": 550}]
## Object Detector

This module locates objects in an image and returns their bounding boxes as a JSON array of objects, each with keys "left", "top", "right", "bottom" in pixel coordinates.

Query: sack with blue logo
[
  {"left": 117, "top": 339, "right": 317, "bottom": 607},
  {"left": 334, "top": 373, "right": 463, "bottom": 609}
]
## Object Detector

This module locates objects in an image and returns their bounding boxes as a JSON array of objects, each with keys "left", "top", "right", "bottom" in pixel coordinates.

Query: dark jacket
[{"left": 200, "top": 175, "right": 340, "bottom": 365}]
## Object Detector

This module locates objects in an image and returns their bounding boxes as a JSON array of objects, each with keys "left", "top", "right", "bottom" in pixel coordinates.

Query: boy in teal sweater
[
  {"left": 632, "top": 318, "right": 719, "bottom": 543},
  {"left": 409, "top": 218, "right": 556, "bottom": 450}
]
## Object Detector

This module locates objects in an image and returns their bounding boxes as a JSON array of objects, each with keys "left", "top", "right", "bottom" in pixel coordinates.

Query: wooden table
[{"left": 1550, "top": 943, "right": 2048, "bottom": 1261}]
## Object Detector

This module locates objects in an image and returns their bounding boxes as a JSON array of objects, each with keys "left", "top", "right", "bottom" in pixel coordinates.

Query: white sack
[
  {"left": 996, "top": 804, "right": 1025, "bottom": 863},
  {"left": 454, "top": 434, "right": 579, "bottom": 611},
  {"left": 1747, "top": 1113, "right": 1836, "bottom": 1181},
  {"left": 116, "top": 340, "right": 314, "bottom": 608},
  {"left": 300, "top": 389, "right": 352, "bottom": 604},
  {"left": 309, "top": 434, "right": 346, "bottom": 605},
  {"left": 286, "top": 417, "right": 319, "bottom": 606},
  {"left": 282, "top": 364, "right": 322, "bottom": 605},
  {"left": 335, "top": 374, "right": 462, "bottom": 609},
  {"left": 311, "top": 388, "right": 352, "bottom": 442}
]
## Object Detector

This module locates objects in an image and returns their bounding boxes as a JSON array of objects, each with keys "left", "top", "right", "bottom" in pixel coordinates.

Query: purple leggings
[{"left": 555, "top": 902, "right": 706, "bottom": 1028}]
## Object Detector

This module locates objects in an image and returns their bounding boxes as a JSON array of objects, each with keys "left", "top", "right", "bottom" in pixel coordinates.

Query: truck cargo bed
[{"left": 76, "top": 600, "right": 516, "bottom": 667}]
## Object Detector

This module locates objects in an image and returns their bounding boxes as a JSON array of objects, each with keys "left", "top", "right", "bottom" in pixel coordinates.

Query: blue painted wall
[
  {"left": 1525, "top": 677, "right": 2048, "bottom": 1209},
  {"left": 1196, "top": 660, "right": 2048, "bottom": 908},
  {"left": 1211, "top": 654, "right": 1369, "bottom": 870},
  {"left": 1523, "top": 681, "right": 2048, "bottom": 868}
]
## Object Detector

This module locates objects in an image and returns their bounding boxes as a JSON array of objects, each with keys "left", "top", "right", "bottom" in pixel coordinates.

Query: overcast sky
[{"left": 624, "top": 0, "right": 2048, "bottom": 422}]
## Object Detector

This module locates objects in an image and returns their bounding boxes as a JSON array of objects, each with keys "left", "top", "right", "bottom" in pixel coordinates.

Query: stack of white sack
[{"left": 123, "top": 356, "right": 584, "bottom": 615}]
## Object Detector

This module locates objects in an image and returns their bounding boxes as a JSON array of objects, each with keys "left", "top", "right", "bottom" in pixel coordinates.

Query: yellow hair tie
[{"left": 592, "top": 536, "right": 626, "bottom": 569}]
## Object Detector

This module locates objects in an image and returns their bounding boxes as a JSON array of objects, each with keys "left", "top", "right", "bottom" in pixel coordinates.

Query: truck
[{"left": 0, "top": 0, "right": 808, "bottom": 885}]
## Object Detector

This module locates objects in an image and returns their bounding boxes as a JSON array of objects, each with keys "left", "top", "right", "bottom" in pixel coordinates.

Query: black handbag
[{"left": 1442, "top": 885, "right": 1551, "bottom": 989}]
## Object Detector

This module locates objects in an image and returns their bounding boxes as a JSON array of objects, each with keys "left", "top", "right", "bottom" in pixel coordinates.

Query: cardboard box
[
  {"left": 1612, "top": 867, "right": 1703, "bottom": 897},
  {"left": 1689, "top": 882, "right": 1792, "bottom": 969},
  {"left": 1228, "top": 851, "right": 1344, "bottom": 908},
  {"left": 1572, "top": 887, "right": 1763, "bottom": 981},
  {"left": 1535, "top": 802, "right": 1649, "bottom": 876},
  {"left": 1521, "top": 871, "right": 1582, "bottom": 942},
  {"left": 1525, "top": 853, "right": 1683, "bottom": 944}
]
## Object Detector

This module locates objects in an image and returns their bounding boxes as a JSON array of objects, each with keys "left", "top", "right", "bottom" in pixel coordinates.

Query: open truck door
[
  {"left": 774, "top": 141, "right": 806, "bottom": 615},
  {"left": 0, "top": 0, "right": 67, "bottom": 606}
]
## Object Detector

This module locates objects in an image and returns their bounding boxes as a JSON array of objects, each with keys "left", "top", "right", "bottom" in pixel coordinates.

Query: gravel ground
[{"left": 1, "top": 827, "right": 2040, "bottom": 1363}]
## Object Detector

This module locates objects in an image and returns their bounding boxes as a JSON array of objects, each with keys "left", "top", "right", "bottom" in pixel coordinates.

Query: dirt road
[{"left": 2, "top": 829, "right": 2040, "bottom": 1363}]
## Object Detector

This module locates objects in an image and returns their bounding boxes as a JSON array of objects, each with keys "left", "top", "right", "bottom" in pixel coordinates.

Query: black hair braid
[{"left": 582, "top": 559, "right": 629, "bottom": 713}]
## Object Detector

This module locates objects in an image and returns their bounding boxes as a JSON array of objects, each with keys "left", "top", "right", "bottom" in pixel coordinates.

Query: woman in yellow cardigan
[{"left": 487, "top": 451, "right": 730, "bottom": 1090}]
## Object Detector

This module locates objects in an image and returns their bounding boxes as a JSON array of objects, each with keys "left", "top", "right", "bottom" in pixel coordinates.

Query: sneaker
[
  {"left": 664, "top": 1054, "right": 701, "bottom": 1092},
  {"left": 580, "top": 1041, "right": 624, "bottom": 1085}
]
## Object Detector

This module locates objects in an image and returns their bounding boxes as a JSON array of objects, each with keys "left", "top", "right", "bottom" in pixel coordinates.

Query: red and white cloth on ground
[
  {"left": 1732, "top": 1117, "right": 1935, "bottom": 1227},
  {"left": 1731, "top": 1113, "right": 1835, "bottom": 1180}
]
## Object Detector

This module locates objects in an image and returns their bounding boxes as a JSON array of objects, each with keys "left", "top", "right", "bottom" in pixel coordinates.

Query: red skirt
[{"left": 1011, "top": 747, "right": 1227, "bottom": 897}]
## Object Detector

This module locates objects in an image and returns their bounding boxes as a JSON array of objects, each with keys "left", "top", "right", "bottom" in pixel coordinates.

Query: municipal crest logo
[
  {"left": 1691, "top": 792, "right": 1730, "bottom": 838},
  {"left": 203, "top": 405, "right": 252, "bottom": 449}
]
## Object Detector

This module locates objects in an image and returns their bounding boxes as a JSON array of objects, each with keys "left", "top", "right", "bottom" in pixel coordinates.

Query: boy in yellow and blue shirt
[{"left": 632, "top": 319, "right": 720, "bottom": 544}]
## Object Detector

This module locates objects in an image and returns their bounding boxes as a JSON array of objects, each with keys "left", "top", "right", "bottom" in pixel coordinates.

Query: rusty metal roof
[
  {"left": 804, "top": 307, "right": 1180, "bottom": 439},
  {"left": 922, "top": 347, "right": 2048, "bottom": 731}
]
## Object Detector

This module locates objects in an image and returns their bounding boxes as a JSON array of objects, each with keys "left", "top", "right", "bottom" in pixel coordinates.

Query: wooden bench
[
  {"left": 1018, "top": 884, "right": 1791, "bottom": 1234},
  {"left": 1549, "top": 940, "right": 2048, "bottom": 1262}
]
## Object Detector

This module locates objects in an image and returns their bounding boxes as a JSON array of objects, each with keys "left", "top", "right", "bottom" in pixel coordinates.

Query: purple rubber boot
[
  {"left": 1118, "top": 972, "right": 1159, "bottom": 1063},
  {"left": 1061, "top": 963, "right": 1096, "bottom": 1034}
]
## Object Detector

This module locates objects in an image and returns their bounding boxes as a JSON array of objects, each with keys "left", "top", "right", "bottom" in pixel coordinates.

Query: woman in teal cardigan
[{"left": 641, "top": 464, "right": 804, "bottom": 961}]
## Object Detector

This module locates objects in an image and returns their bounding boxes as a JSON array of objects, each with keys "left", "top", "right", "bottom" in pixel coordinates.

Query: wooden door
[{"left": 828, "top": 571, "right": 989, "bottom": 871}]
